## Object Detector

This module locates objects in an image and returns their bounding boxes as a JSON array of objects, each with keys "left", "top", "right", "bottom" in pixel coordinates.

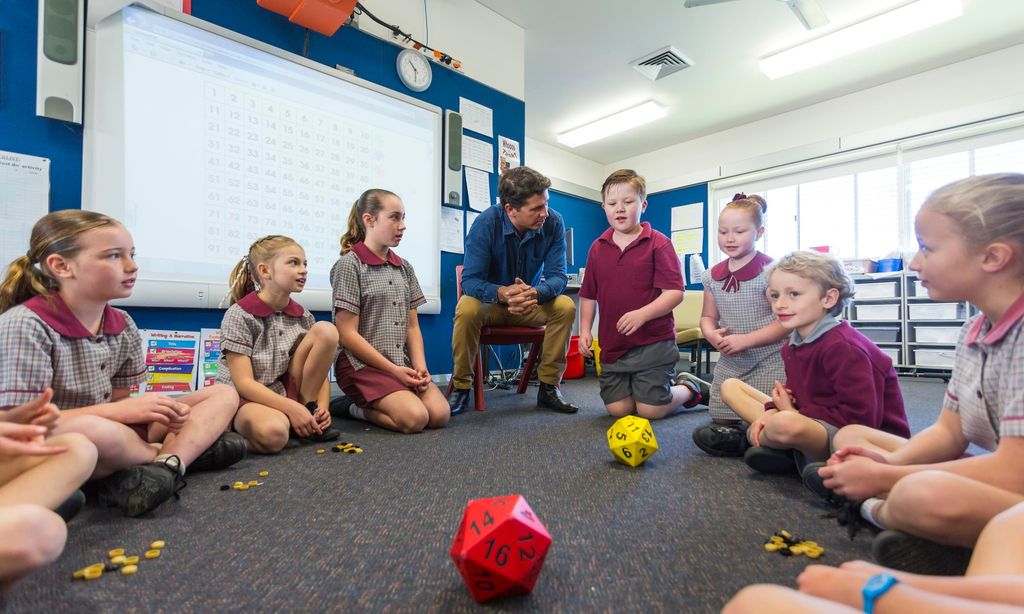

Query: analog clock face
[{"left": 397, "top": 49, "right": 432, "bottom": 93}]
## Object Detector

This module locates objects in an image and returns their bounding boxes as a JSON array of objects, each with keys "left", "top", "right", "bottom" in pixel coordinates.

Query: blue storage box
[{"left": 876, "top": 258, "right": 903, "bottom": 272}]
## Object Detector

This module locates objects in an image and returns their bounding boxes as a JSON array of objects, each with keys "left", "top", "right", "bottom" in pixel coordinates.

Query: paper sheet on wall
[
  {"left": 464, "top": 167, "right": 491, "bottom": 212},
  {"left": 138, "top": 330, "right": 201, "bottom": 395},
  {"left": 498, "top": 136, "right": 520, "bottom": 173},
  {"left": 459, "top": 97, "right": 493, "bottom": 138},
  {"left": 465, "top": 210, "right": 480, "bottom": 237},
  {"left": 441, "top": 206, "right": 465, "bottom": 254},
  {"left": 0, "top": 150, "right": 50, "bottom": 272},
  {"left": 672, "top": 229, "right": 704, "bottom": 255},
  {"left": 198, "top": 328, "right": 222, "bottom": 389},
  {"left": 671, "top": 203, "right": 703, "bottom": 231},
  {"left": 462, "top": 135, "right": 494, "bottom": 172}
]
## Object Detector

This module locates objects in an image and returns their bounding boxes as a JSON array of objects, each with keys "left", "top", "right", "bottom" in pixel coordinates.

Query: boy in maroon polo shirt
[
  {"left": 720, "top": 251, "right": 910, "bottom": 475},
  {"left": 578, "top": 170, "right": 708, "bottom": 419}
]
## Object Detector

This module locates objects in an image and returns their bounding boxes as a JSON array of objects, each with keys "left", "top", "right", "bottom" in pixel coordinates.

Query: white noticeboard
[{"left": 0, "top": 151, "right": 50, "bottom": 269}]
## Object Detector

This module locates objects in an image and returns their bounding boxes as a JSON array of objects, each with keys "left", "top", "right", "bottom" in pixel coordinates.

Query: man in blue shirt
[{"left": 449, "top": 166, "right": 578, "bottom": 415}]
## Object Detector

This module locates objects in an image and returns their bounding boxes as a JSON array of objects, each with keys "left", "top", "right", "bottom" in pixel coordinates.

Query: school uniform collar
[
  {"left": 597, "top": 222, "right": 652, "bottom": 251},
  {"left": 23, "top": 291, "right": 127, "bottom": 338},
  {"left": 236, "top": 291, "right": 305, "bottom": 318},
  {"left": 788, "top": 315, "right": 841, "bottom": 347},
  {"left": 710, "top": 252, "right": 772, "bottom": 292},
  {"left": 351, "top": 242, "right": 403, "bottom": 267},
  {"left": 964, "top": 292, "right": 1024, "bottom": 346}
]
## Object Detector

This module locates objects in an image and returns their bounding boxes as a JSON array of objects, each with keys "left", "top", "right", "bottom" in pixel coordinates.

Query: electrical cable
[{"left": 354, "top": 2, "right": 459, "bottom": 67}]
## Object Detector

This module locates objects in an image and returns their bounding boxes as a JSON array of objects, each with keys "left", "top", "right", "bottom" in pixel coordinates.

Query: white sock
[
  {"left": 348, "top": 404, "right": 365, "bottom": 420},
  {"left": 153, "top": 453, "right": 185, "bottom": 476},
  {"left": 860, "top": 497, "right": 886, "bottom": 528}
]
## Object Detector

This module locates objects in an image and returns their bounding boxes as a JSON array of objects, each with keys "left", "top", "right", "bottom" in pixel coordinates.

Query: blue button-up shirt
[{"left": 461, "top": 204, "right": 568, "bottom": 304}]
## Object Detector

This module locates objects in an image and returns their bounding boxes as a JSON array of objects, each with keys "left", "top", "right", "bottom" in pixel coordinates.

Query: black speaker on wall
[
  {"left": 444, "top": 110, "right": 463, "bottom": 206},
  {"left": 36, "top": 0, "right": 84, "bottom": 123}
]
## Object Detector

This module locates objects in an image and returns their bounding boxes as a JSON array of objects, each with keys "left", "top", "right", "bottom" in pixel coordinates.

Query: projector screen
[{"left": 83, "top": 5, "right": 442, "bottom": 313}]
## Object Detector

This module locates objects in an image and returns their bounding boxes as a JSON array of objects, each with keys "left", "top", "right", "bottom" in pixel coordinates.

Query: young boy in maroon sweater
[{"left": 720, "top": 251, "right": 910, "bottom": 474}]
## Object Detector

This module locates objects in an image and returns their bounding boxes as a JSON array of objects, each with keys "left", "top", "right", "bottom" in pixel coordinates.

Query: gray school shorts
[
  {"left": 598, "top": 340, "right": 679, "bottom": 406},
  {"left": 794, "top": 419, "right": 840, "bottom": 469}
]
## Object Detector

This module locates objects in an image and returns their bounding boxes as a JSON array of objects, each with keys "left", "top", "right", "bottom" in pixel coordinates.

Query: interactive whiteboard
[{"left": 84, "top": 5, "right": 442, "bottom": 312}]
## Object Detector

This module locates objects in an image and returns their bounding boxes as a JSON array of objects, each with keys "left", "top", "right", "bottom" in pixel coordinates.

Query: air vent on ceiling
[{"left": 631, "top": 46, "right": 693, "bottom": 81}]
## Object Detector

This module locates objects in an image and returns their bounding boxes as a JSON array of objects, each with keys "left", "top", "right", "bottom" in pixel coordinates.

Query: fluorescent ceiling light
[
  {"left": 557, "top": 101, "right": 666, "bottom": 148},
  {"left": 759, "top": 0, "right": 963, "bottom": 80}
]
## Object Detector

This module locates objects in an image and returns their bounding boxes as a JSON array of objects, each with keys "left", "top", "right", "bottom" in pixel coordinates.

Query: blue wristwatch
[{"left": 862, "top": 573, "right": 899, "bottom": 613}]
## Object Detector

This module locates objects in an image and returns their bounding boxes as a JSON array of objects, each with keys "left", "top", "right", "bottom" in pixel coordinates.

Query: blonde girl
[
  {"left": 0, "top": 210, "right": 242, "bottom": 518},
  {"left": 817, "top": 174, "right": 1024, "bottom": 575},
  {"left": 218, "top": 235, "right": 340, "bottom": 452},
  {"left": 692, "top": 194, "right": 788, "bottom": 456},
  {"left": 331, "top": 189, "right": 449, "bottom": 433}
]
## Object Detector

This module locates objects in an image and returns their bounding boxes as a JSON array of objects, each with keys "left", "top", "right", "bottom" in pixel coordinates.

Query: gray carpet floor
[{"left": 1, "top": 371, "right": 946, "bottom": 613}]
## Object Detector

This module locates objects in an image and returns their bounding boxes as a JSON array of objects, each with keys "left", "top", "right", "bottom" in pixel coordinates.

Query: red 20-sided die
[{"left": 449, "top": 495, "right": 552, "bottom": 603}]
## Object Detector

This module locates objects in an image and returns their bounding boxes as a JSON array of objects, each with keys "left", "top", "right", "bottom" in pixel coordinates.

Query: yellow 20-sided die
[{"left": 607, "top": 415, "right": 658, "bottom": 467}]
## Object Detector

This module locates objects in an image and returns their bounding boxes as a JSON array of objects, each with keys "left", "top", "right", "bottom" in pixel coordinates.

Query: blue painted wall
[{"left": 647, "top": 183, "right": 710, "bottom": 290}]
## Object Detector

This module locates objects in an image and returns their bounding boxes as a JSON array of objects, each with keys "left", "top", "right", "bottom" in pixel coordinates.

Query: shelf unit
[{"left": 845, "top": 272, "right": 972, "bottom": 375}]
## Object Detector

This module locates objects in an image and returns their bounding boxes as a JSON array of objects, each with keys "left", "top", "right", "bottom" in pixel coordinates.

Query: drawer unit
[
  {"left": 908, "top": 303, "right": 964, "bottom": 320},
  {"left": 880, "top": 347, "right": 900, "bottom": 365},
  {"left": 912, "top": 325, "right": 961, "bottom": 344},
  {"left": 854, "top": 304, "right": 900, "bottom": 321},
  {"left": 857, "top": 326, "right": 900, "bottom": 343},
  {"left": 854, "top": 281, "right": 898, "bottom": 299},
  {"left": 913, "top": 348, "right": 956, "bottom": 368}
]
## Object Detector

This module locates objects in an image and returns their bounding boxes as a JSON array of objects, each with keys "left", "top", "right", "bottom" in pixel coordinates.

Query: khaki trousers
[{"left": 450, "top": 294, "right": 576, "bottom": 389}]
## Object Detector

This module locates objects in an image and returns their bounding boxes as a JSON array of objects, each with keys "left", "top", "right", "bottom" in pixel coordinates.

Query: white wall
[
  {"left": 354, "top": 0, "right": 524, "bottom": 100},
  {"left": 605, "top": 43, "right": 1024, "bottom": 194},
  {"left": 525, "top": 137, "right": 604, "bottom": 200}
]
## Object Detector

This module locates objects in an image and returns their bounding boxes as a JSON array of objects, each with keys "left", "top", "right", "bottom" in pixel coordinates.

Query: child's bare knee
[
  {"left": 395, "top": 411, "right": 428, "bottom": 434},
  {"left": 249, "top": 423, "right": 289, "bottom": 453},
  {"left": 887, "top": 471, "right": 959, "bottom": 529},
  {"left": 720, "top": 378, "right": 741, "bottom": 398},
  {"left": 5, "top": 506, "right": 66, "bottom": 570},
  {"left": 308, "top": 321, "right": 339, "bottom": 345},
  {"left": 49, "top": 432, "right": 98, "bottom": 476},
  {"left": 762, "top": 411, "right": 805, "bottom": 445}
]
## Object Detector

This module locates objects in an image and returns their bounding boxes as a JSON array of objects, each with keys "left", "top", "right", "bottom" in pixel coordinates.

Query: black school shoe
[
  {"left": 537, "top": 383, "right": 578, "bottom": 414},
  {"left": 55, "top": 490, "right": 86, "bottom": 522},
  {"left": 188, "top": 432, "right": 247, "bottom": 473},
  {"left": 692, "top": 422, "right": 749, "bottom": 457},
  {"left": 97, "top": 456, "right": 186, "bottom": 518},
  {"left": 872, "top": 529, "right": 973, "bottom": 576},
  {"left": 743, "top": 446, "right": 797, "bottom": 474}
]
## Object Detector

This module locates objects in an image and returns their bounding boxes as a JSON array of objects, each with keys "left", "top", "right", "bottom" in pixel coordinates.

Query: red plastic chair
[{"left": 446, "top": 265, "right": 546, "bottom": 411}]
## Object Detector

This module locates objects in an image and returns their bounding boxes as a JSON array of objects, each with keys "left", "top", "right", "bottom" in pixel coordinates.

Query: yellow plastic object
[
  {"left": 259, "top": 471, "right": 269, "bottom": 477},
  {"left": 83, "top": 568, "right": 103, "bottom": 580},
  {"left": 124, "top": 556, "right": 140, "bottom": 565},
  {"left": 120, "top": 565, "right": 138, "bottom": 575},
  {"left": 316, "top": 449, "right": 326, "bottom": 455},
  {"left": 110, "top": 555, "right": 127, "bottom": 565},
  {"left": 606, "top": 415, "right": 658, "bottom": 467},
  {"left": 107, "top": 548, "right": 125, "bottom": 558},
  {"left": 145, "top": 550, "right": 161, "bottom": 559},
  {"left": 248, "top": 480, "right": 259, "bottom": 486},
  {"left": 593, "top": 338, "right": 602, "bottom": 375},
  {"left": 150, "top": 540, "right": 166, "bottom": 550}
]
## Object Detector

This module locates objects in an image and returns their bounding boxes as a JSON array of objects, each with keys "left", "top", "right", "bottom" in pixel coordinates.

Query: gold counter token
[
  {"left": 124, "top": 555, "right": 140, "bottom": 565},
  {"left": 145, "top": 549, "right": 161, "bottom": 559},
  {"left": 110, "top": 555, "right": 127, "bottom": 565},
  {"left": 85, "top": 563, "right": 105, "bottom": 574},
  {"left": 248, "top": 480, "right": 259, "bottom": 486},
  {"left": 107, "top": 548, "right": 125, "bottom": 558},
  {"left": 150, "top": 540, "right": 166, "bottom": 549},
  {"left": 316, "top": 449, "right": 326, "bottom": 454},
  {"left": 83, "top": 568, "right": 103, "bottom": 580},
  {"left": 73, "top": 569, "right": 86, "bottom": 579},
  {"left": 259, "top": 471, "right": 269, "bottom": 477},
  {"left": 120, "top": 565, "right": 138, "bottom": 576}
]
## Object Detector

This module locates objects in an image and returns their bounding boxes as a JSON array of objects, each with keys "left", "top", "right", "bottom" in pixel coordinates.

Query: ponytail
[
  {"left": 339, "top": 189, "right": 397, "bottom": 254},
  {"left": 0, "top": 256, "right": 55, "bottom": 314},
  {"left": 226, "top": 256, "right": 257, "bottom": 306}
]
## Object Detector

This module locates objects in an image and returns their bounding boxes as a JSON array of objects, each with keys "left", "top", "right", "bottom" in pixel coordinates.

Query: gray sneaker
[{"left": 674, "top": 372, "right": 710, "bottom": 408}]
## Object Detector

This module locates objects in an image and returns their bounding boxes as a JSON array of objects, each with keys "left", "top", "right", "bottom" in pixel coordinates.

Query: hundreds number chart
[
  {"left": 0, "top": 151, "right": 50, "bottom": 269},
  {"left": 203, "top": 83, "right": 372, "bottom": 274}
]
